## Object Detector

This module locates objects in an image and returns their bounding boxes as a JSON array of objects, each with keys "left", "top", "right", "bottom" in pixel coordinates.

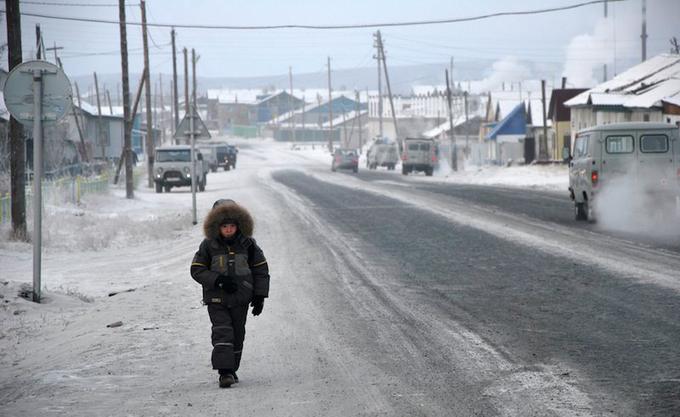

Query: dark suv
[
  {"left": 215, "top": 144, "right": 238, "bottom": 171},
  {"left": 331, "top": 148, "right": 358, "bottom": 173}
]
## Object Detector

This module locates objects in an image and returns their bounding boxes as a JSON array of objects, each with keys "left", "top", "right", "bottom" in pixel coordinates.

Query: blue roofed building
[{"left": 485, "top": 102, "right": 529, "bottom": 165}]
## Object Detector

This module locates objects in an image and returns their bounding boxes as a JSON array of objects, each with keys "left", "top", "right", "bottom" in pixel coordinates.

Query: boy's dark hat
[{"left": 213, "top": 199, "right": 235, "bottom": 209}]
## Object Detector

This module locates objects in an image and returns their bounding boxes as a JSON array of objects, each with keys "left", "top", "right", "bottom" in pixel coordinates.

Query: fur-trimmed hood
[{"left": 203, "top": 202, "right": 254, "bottom": 240}]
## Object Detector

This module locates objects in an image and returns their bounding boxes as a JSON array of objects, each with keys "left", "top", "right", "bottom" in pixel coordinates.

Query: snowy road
[{"left": 2, "top": 140, "right": 679, "bottom": 416}]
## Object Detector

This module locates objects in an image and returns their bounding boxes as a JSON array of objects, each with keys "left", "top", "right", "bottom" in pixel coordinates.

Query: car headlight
[
  {"left": 156, "top": 167, "right": 163, "bottom": 174},
  {"left": 183, "top": 167, "right": 190, "bottom": 174}
]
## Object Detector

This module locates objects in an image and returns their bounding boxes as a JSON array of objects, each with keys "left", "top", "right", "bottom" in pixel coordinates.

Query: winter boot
[
  {"left": 219, "top": 372, "right": 235, "bottom": 388},
  {"left": 233, "top": 371, "right": 239, "bottom": 383}
]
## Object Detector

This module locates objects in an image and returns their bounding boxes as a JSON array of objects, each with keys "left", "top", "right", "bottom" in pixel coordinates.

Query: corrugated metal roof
[{"left": 565, "top": 53, "right": 680, "bottom": 108}]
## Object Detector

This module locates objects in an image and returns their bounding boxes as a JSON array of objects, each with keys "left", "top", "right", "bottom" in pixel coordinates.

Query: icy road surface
[{"left": 2, "top": 139, "right": 679, "bottom": 416}]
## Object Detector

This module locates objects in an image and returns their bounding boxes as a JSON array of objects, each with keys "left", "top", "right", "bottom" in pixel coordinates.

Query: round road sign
[{"left": 2, "top": 60, "right": 72, "bottom": 127}]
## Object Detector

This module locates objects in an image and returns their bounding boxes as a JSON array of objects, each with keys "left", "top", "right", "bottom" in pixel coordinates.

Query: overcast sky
[{"left": 2, "top": 0, "right": 679, "bottom": 86}]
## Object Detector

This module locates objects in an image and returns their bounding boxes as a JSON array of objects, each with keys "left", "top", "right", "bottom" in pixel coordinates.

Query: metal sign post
[
  {"left": 173, "top": 108, "right": 210, "bottom": 226},
  {"left": 3, "top": 60, "right": 72, "bottom": 303},
  {"left": 190, "top": 103, "right": 197, "bottom": 225},
  {"left": 31, "top": 69, "right": 44, "bottom": 303}
]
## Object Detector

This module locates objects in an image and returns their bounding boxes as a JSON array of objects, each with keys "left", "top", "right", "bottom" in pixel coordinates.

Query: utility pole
[
  {"left": 7, "top": 0, "right": 27, "bottom": 240},
  {"left": 191, "top": 49, "right": 198, "bottom": 225},
  {"left": 464, "top": 91, "right": 469, "bottom": 159},
  {"left": 327, "top": 56, "right": 333, "bottom": 152},
  {"left": 540, "top": 79, "right": 549, "bottom": 161},
  {"left": 159, "top": 74, "right": 165, "bottom": 144},
  {"left": 119, "top": 0, "right": 134, "bottom": 199},
  {"left": 671, "top": 37, "right": 680, "bottom": 54},
  {"left": 356, "top": 90, "right": 363, "bottom": 150},
  {"left": 377, "top": 31, "right": 399, "bottom": 149},
  {"left": 449, "top": 57, "right": 454, "bottom": 84},
  {"left": 71, "top": 82, "right": 89, "bottom": 162},
  {"left": 106, "top": 90, "right": 114, "bottom": 114},
  {"left": 93, "top": 72, "right": 105, "bottom": 159},
  {"left": 141, "top": 0, "right": 154, "bottom": 188},
  {"left": 46, "top": 42, "right": 63, "bottom": 65},
  {"left": 184, "top": 47, "right": 189, "bottom": 125},
  {"left": 302, "top": 95, "right": 306, "bottom": 137},
  {"left": 603, "top": 0, "right": 608, "bottom": 82},
  {"left": 641, "top": 0, "right": 648, "bottom": 62},
  {"left": 35, "top": 24, "right": 43, "bottom": 59},
  {"left": 445, "top": 69, "right": 457, "bottom": 172},
  {"left": 289, "top": 66, "right": 296, "bottom": 143},
  {"left": 171, "top": 28, "right": 179, "bottom": 130},
  {"left": 373, "top": 31, "right": 383, "bottom": 139}
]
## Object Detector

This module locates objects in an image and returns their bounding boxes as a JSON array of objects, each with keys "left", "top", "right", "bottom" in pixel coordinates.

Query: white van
[
  {"left": 153, "top": 145, "right": 208, "bottom": 193},
  {"left": 569, "top": 122, "right": 680, "bottom": 221},
  {"left": 401, "top": 137, "right": 439, "bottom": 176},
  {"left": 367, "top": 139, "right": 399, "bottom": 170}
]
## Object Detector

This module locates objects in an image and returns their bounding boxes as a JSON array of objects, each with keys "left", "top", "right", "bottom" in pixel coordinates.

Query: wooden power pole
[
  {"left": 93, "top": 72, "right": 105, "bottom": 159},
  {"left": 141, "top": 0, "right": 154, "bottom": 187},
  {"left": 327, "top": 56, "right": 333, "bottom": 152},
  {"left": 6, "top": 0, "right": 27, "bottom": 240},
  {"left": 119, "top": 0, "right": 134, "bottom": 198},
  {"left": 171, "top": 28, "right": 179, "bottom": 130},
  {"left": 184, "top": 47, "right": 189, "bottom": 124},
  {"left": 445, "top": 69, "right": 457, "bottom": 172},
  {"left": 540, "top": 80, "right": 549, "bottom": 161}
]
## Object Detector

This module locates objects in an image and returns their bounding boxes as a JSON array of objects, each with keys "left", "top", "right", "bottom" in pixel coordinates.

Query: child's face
[{"left": 220, "top": 223, "right": 238, "bottom": 238}]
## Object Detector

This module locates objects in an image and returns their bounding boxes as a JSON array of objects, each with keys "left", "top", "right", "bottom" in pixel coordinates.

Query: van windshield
[{"left": 156, "top": 149, "right": 191, "bottom": 162}]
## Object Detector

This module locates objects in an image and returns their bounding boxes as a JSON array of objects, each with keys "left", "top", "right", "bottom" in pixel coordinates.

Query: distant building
[
  {"left": 548, "top": 88, "right": 587, "bottom": 160},
  {"left": 265, "top": 95, "right": 368, "bottom": 147},
  {"left": 565, "top": 53, "right": 680, "bottom": 146}
]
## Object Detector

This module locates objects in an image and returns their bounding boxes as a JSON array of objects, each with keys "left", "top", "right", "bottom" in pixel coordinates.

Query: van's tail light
[
  {"left": 591, "top": 170, "right": 599, "bottom": 185},
  {"left": 402, "top": 152, "right": 408, "bottom": 161},
  {"left": 432, "top": 154, "right": 438, "bottom": 162}
]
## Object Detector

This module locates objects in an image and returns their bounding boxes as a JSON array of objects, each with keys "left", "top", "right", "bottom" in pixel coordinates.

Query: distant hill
[{"left": 70, "top": 59, "right": 563, "bottom": 99}]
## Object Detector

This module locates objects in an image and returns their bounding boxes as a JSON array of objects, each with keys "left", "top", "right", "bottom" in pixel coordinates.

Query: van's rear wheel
[
  {"left": 402, "top": 166, "right": 408, "bottom": 175},
  {"left": 585, "top": 200, "right": 596, "bottom": 223},
  {"left": 575, "top": 202, "right": 587, "bottom": 221},
  {"left": 155, "top": 182, "right": 162, "bottom": 193}
]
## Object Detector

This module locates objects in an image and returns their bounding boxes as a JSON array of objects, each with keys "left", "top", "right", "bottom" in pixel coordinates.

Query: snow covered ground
[{"left": 0, "top": 138, "right": 578, "bottom": 416}]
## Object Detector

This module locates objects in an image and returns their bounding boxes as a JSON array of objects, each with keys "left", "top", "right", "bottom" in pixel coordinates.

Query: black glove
[
  {"left": 214, "top": 275, "right": 238, "bottom": 294},
  {"left": 251, "top": 296, "right": 265, "bottom": 316}
]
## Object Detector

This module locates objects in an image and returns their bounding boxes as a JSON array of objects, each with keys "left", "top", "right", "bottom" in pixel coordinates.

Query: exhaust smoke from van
[{"left": 594, "top": 173, "right": 680, "bottom": 238}]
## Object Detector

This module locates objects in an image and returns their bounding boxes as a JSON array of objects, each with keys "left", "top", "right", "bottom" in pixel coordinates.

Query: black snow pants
[{"left": 207, "top": 303, "right": 249, "bottom": 372}]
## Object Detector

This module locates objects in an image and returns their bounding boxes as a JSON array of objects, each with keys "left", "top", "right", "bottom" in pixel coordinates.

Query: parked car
[
  {"left": 401, "top": 137, "right": 439, "bottom": 176},
  {"left": 331, "top": 148, "right": 359, "bottom": 173},
  {"left": 569, "top": 122, "right": 680, "bottom": 222},
  {"left": 367, "top": 138, "right": 399, "bottom": 170}
]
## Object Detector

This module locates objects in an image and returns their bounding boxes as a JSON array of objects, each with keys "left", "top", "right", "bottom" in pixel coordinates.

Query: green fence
[{"left": 0, "top": 175, "right": 109, "bottom": 224}]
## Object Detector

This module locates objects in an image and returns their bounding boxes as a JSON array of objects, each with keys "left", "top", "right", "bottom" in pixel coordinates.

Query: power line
[
  {"left": 5, "top": 0, "right": 625, "bottom": 30},
  {"left": 20, "top": 1, "right": 139, "bottom": 6}
]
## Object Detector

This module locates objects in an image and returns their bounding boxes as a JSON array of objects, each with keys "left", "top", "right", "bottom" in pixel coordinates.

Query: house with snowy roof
[
  {"left": 481, "top": 88, "right": 553, "bottom": 165},
  {"left": 264, "top": 94, "right": 368, "bottom": 147},
  {"left": 565, "top": 53, "right": 680, "bottom": 145}
]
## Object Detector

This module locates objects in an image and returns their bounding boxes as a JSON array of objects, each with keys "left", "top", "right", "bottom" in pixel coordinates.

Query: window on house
[{"left": 643, "top": 114, "right": 650, "bottom": 122}]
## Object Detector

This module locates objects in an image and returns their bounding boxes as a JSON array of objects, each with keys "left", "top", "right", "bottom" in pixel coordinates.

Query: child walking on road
[{"left": 190, "top": 200, "right": 270, "bottom": 388}]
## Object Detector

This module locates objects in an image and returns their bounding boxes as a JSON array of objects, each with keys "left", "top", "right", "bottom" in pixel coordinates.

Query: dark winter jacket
[{"left": 190, "top": 202, "right": 269, "bottom": 306}]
